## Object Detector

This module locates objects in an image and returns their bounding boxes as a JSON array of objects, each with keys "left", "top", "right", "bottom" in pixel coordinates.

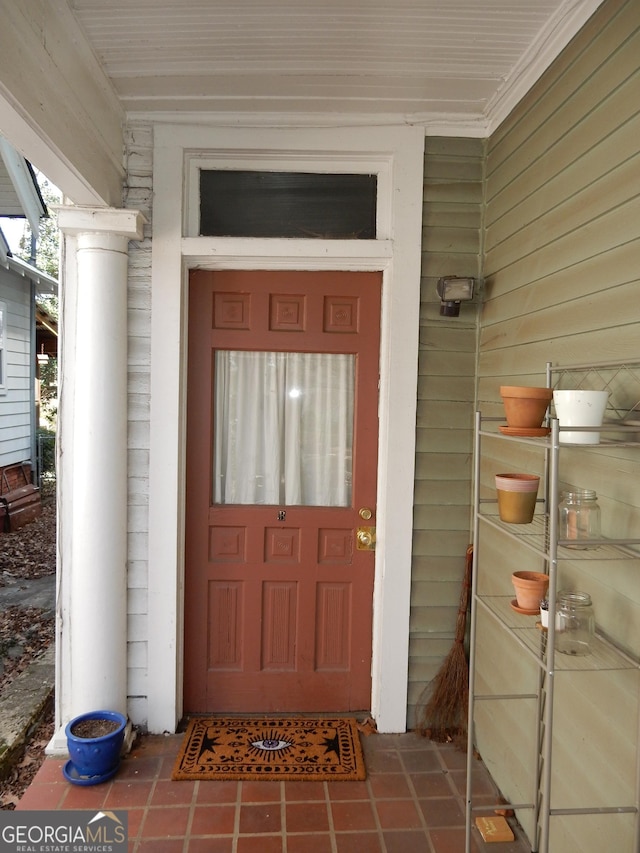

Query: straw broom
[{"left": 417, "top": 544, "right": 473, "bottom": 747}]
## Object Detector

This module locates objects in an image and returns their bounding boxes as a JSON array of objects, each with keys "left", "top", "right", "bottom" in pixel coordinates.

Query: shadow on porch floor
[{"left": 17, "top": 730, "right": 531, "bottom": 852}]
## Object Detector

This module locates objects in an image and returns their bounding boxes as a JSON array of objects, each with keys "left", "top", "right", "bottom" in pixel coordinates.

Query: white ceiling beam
[{"left": 0, "top": 0, "right": 124, "bottom": 207}]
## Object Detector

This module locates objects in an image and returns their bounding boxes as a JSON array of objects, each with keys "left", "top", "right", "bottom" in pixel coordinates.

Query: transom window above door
[{"left": 199, "top": 170, "right": 377, "bottom": 239}]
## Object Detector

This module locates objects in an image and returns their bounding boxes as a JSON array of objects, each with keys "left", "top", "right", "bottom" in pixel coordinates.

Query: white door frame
[{"left": 147, "top": 123, "right": 424, "bottom": 734}]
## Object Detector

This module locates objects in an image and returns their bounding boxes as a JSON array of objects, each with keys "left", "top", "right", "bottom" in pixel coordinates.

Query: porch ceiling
[{"left": 68, "top": 0, "right": 605, "bottom": 134}]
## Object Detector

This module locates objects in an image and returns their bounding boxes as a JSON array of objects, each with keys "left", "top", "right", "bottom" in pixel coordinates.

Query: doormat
[{"left": 172, "top": 717, "right": 366, "bottom": 781}]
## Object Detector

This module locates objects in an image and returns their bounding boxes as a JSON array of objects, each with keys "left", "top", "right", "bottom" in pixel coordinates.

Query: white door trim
[{"left": 147, "top": 123, "right": 424, "bottom": 734}]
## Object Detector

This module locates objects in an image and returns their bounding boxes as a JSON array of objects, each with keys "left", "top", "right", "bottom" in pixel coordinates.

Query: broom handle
[{"left": 454, "top": 545, "right": 473, "bottom": 644}]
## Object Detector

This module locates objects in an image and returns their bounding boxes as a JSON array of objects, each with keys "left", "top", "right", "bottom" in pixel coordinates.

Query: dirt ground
[{"left": 0, "top": 502, "right": 56, "bottom": 809}]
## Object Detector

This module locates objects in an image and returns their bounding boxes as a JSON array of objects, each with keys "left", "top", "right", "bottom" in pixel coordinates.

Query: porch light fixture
[{"left": 436, "top": 276, "right": 475, "bottom": 317}]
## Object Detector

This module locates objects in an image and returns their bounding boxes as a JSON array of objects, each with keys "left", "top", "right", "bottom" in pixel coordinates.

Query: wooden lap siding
[
  {"left": 0, "top": 271, "right": 33, "bottom": 467},
  {"left": 476, "top": 1, "right": 640, "bottom": 849},
  {"left": 408, "top": 137, "right": 483, "bottom": 728},
  {"left": 124, "top": 122, "right": 154, "bottom": 723}
]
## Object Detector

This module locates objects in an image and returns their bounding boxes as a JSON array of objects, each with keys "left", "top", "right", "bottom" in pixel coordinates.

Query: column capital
[{"left": 54, "top": 205, "right": 146, "bottom": 240}]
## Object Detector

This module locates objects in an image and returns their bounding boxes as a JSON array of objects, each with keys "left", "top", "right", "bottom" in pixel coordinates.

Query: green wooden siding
[
  {"left": 408, "top": 136, "right": 482, "bottom": 727},
  {"left": 475, "top": 0, "right": 640, "bottom": 849}
]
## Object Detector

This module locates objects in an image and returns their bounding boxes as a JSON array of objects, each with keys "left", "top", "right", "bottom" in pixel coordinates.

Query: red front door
[{"left": 184, "top": 269, "right": 381, "bottom": 713}]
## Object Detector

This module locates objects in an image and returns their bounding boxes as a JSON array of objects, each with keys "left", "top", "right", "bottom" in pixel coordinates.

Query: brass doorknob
[{"left": 356, "top": 526, "right": 376, "bottom": 550}]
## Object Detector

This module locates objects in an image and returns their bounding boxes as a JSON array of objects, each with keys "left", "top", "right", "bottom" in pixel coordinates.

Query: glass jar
[
  {"left": 558, "top": 489, "right": 601, "bottom": 548},
  {"left": 556, "top": 591, "right": 595, "bottom": 655}
]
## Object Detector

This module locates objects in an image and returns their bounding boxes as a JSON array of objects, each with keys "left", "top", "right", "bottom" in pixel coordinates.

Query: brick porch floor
[{"left": 16, "top": 730, "right": 531, "bottom": 852}]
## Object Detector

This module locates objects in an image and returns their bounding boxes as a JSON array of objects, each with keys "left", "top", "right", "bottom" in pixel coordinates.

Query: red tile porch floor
[{"left": 17, "top": 730, "right": 531, "bottom": 852}]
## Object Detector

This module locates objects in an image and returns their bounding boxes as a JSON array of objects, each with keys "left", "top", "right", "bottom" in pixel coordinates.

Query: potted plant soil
[{"left": 63, "top": 709, "right": 127, "bottom": 786}]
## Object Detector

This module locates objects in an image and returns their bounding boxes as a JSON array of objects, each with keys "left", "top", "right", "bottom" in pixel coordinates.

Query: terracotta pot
[
  {"left": 500, "top": 386, "right": 553, "bottom": 429},
  {"left": 512, "top": 571, "right": 549, "bottom": 611},
  {"left": 495, "top": 473, "right": 540, "bottom": 524}
]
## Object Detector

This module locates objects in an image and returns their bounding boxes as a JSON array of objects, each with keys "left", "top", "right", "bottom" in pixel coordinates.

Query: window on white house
[{"left": 0, "top": 301, "right": 5, "bottom": 392}]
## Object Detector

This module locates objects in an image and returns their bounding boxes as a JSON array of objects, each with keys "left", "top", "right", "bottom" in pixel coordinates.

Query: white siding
[
  {"left": 0, "top": 269, "right": 33, "bottom": 467},
  {"left": 124, "top": 121, "right": 153, "bottom": 725}
]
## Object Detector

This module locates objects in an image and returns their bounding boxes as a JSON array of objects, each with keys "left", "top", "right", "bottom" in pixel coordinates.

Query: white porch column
[{"left": 49, "top": 207, "right": 145, "bottom": 753}]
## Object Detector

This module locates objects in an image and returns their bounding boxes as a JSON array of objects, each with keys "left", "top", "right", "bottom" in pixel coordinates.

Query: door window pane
[
  {"left": 214, "top": 350, "right": 354, "bottom": 506},
  {"left": 200, "top": 171, "right": 376, "bottom": 238}
]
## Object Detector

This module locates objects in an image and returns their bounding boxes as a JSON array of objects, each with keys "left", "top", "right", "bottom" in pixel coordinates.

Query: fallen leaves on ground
[
  {"left": 0, "top": 699, "right": 54, "bottom": 810},
  {"left": 0, "top": 503, "right": 57, "bottom": 581},
  {"left": 0, "top": 605, "right": 55, "bottom": 694},
  {"left": 0, "top": 501, "right": 56, "bottom": 810},
  {"left": 0, "top": 502, "right": 56, "bottom": 694}
]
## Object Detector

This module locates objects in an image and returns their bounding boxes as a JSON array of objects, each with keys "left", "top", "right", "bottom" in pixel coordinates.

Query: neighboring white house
[{"left": 0, "top": 137, "right": 57, "bottom": 475}]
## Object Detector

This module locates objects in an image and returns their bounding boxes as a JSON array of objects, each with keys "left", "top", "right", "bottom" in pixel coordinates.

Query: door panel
[{"left": 185, "top": 269, "right": 381, "bottom": 713}]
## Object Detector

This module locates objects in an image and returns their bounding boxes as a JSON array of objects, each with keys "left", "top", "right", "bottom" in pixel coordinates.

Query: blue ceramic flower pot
[{"left": 64, "top": 709, "right": 127, "bottom": 785}]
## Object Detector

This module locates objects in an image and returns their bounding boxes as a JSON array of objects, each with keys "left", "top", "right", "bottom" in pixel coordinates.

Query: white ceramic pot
[
  {"left": 539, "top": 604, "right": 561, "bottom": 630},
  {"left": 552, "top": 390, "right": 609, "bottom": 444}
]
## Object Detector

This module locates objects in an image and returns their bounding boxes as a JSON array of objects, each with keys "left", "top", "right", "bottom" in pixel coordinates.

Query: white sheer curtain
[{"left": 214, "top": 350, "right": 354, "bottom": 506}]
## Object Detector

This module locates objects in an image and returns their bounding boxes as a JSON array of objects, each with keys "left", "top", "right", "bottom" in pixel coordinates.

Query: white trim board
[{"left": 147, "top": 123, "right": 424, "bottom": 734}]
